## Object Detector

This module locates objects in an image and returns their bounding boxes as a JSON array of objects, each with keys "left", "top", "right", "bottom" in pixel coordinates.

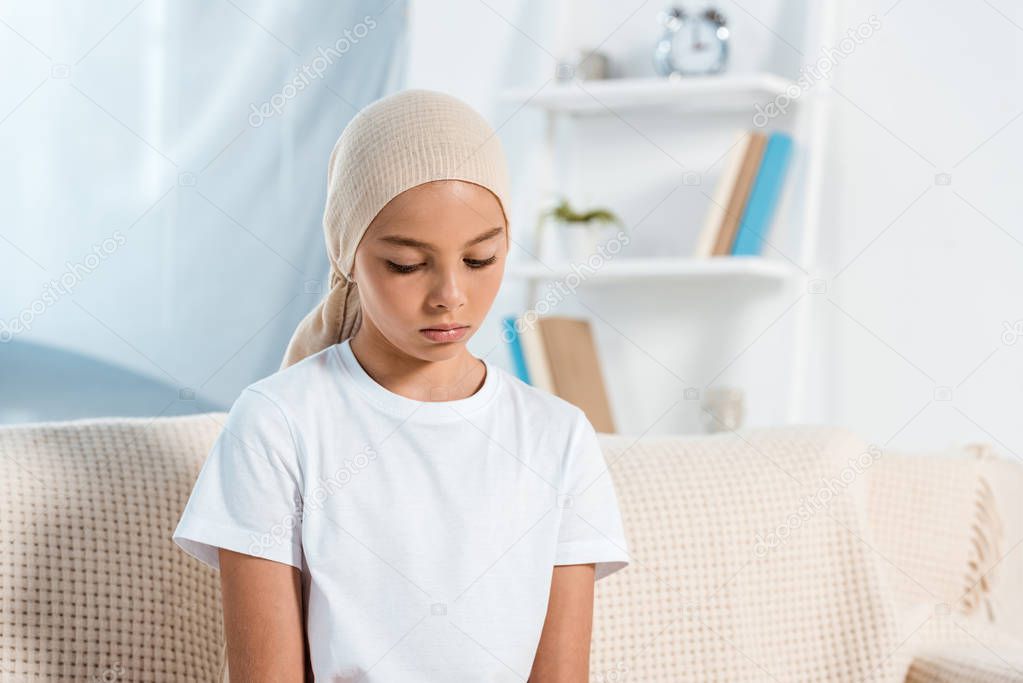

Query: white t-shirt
[{"left": 173, "top": 337, "right": 630, "bottom": 681}]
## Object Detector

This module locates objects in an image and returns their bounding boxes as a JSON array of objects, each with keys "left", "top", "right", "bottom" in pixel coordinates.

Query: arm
[
  {"left": 528, "top": 563, "right": 597, "bottom": 682},
  {"left": 218, "top": 548, "right": 311, "bottom": 682}
]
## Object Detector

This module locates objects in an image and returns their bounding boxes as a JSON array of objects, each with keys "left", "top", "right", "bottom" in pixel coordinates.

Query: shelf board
[
  {"left": 504, "top": 256, "right": 796, "bottom": 285},
  {"left": 501, "top": 73, "right": 795, "bottom": 115}
]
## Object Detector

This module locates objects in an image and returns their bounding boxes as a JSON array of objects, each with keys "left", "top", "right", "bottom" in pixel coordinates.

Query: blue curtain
[{"left": 0, "top": 0, "right": 409, "bottom": 423}]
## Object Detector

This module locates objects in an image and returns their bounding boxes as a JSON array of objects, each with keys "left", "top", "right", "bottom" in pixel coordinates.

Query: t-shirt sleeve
[
  {"left": 172, "top": 387, "right": 304, "bottom": 572},
  {"left": 553, "top": 408, "right": 630, "bottom": 581}
]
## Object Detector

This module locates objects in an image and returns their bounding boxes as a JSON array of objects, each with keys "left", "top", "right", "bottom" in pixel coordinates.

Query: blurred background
[{"left": 2, "top": 0, "right": 1021, "bottom": 454}]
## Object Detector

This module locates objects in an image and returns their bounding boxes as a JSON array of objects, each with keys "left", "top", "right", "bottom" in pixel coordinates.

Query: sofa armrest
[{"left": 905, "top": 643, "right": 1023, "bottom": 682}]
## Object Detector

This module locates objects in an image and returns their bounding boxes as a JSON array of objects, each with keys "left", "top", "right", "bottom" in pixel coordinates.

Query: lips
[
  {"left": 420, "top": 324, "right": 470, "bottom": 343},
  {"left": 421, "top": 323, "right": 468, "bottom": 331}
]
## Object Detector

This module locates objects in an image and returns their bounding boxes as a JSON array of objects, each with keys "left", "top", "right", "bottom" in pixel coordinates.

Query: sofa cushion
[
  {"left": 589, "top": 425, "right": 908, "bottom": 681},
  {"left": 0, "top": 413, "right": 227, "bottom": 680}
]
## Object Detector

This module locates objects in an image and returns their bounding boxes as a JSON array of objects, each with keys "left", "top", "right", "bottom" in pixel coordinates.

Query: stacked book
[
  {"left": 502, "top": 315, "right": 616, "bottom": 434},
  {"left": 693, "top": 129, "right": 794, "bottom": 257}
]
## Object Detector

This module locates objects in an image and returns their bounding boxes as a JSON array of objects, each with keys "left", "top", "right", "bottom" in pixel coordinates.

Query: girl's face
[{"left": 349, "top": 179, "right": 508, "bottom": 359}]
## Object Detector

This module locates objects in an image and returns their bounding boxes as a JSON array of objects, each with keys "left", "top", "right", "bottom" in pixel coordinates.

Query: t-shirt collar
[{"left": 332, "top": 338, "right": 500, "bottom": 422}]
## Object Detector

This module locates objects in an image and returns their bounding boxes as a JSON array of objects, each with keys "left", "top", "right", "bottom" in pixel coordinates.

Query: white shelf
[
  {"left": 501, "top": 73, "right": 795, "bottom": 115},
  {"left": 504, "top": 256, "right": 796, "bottom": 285}
]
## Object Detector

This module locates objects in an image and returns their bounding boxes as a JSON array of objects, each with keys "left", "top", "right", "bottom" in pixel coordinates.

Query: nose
[{"left": 427, "top": 262, "right": 467, "bottom": 311}]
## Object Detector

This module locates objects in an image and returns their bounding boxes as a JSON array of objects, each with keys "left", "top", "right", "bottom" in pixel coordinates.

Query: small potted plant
[{"left": 534, "top": 196, "right": 626, "bottom": 262}]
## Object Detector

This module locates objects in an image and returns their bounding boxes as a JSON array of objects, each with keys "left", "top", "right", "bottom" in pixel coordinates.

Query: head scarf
[{"left": 280, "top": 88, "right": 511, "bottom": 370}]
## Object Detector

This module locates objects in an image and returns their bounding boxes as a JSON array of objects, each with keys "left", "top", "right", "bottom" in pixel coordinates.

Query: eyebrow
[{"left": 376, "top": 226, "right": 504, "bottom": 251}]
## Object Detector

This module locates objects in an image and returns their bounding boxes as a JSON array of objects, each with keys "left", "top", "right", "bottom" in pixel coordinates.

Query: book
[
  {"left": 712, "top": 131, "right": 768, "bottom": 255},
  {"left": 731, "top": 131, "right": 794, "bottom": 256},
  {"left": 502, "top": 315, "right": 531, "bottom": 384},
  {"left": 536, "top": 316, "right": 616, "bottom": 433},
  {"left": 693, "top": 129, "right": 752, "bottom": 258},
  {"left": 518, "top": 316, "right": 555, "bottom": 393}
]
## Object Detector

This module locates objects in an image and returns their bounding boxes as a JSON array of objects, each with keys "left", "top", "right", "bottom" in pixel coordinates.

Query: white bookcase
[{"left": 499, "top": 3, "right": 839, "bottom": 434}]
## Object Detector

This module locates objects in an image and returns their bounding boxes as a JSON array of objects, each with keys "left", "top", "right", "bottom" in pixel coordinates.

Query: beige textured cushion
[
  {"left": 906, "top": 641, "right": 1023, "bottom": 683},
  {"left": 866, "top": 443, "right": 1023, "bottom": 662},
  {"left": 588, "top": 425, "right": 909, "bottom": 682},
  {"left": 0, "top": 413, "right": 227, "bottom": 681}
]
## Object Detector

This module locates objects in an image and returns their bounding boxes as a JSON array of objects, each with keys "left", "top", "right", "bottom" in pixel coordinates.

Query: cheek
[
  {"left": 475, "top": 268, "right": 504, "bottom": 301},
  {"left": 353, "top": 269, "right": 419, "bottom": 321},
  {"left": 369, "top": 275, "right": 423, "bottom": 313}
]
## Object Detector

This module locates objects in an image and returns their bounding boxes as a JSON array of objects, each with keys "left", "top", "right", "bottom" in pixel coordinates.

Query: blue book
[
  {"left": 732, "top": 132, "right": 793, "bottom": 256},
  {"left": 502, "top": 315, "right": 532, "bottom": 384}
]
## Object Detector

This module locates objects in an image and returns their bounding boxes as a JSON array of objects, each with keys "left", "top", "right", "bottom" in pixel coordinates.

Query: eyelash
[{"left": 386, "top": 256, "right": 497, "bottom": 274}]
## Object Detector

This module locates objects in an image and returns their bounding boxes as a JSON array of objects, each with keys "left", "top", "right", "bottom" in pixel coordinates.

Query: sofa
[{"left": 1, "top": 414, "right": 1020, "bottom": 681}]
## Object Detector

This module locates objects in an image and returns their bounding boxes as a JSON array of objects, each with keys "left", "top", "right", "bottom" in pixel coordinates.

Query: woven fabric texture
[
  {"left": 865, "top": 445, "right": 1023, "bottom": 677},
  {"left": 4, "top": 414, "right": 1022, "bottom": 681},
  {"left": 0, "top": 413, "right": 226, "bottom": 681},
  {"left": 906, "top": 642, "right": 1023, "bottom": 683},
  {"left": 868, "top": 450, "right": 1002, "bottom": 618},
  {"left": 588, "top": 425, "right": 909, "bottom": 682}
]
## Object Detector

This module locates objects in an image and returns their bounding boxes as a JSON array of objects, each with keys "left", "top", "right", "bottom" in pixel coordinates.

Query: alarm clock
[{"left": 654, "top": 6, "right": 729, "bottom": 77}]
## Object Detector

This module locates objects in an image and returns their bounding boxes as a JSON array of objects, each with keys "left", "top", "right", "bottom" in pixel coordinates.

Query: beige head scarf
[{"left": 280, "top": 88, "right": 511, "bottom": 370}]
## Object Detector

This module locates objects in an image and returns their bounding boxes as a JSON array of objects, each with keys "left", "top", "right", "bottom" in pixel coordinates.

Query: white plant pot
[{"left": 538, "top": 220, "right": 622, "bottom": 263}]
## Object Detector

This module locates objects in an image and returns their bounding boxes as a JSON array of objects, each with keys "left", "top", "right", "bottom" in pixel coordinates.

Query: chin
[{"left": 414, "top": 331, "right": 472, "bottom": 353}]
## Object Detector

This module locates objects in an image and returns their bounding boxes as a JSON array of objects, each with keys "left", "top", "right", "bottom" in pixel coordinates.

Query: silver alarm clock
[{"left": 654, "top": 6, "right": 729, "bottom": 77}]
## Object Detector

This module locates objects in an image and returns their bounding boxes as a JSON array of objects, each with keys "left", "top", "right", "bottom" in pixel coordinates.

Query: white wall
[
  {"left": 405, "top": 0, "right": 1023, "bottom": 454},
  {"left": 827, "top": 0, "right": 1023, "bottom": 453}
]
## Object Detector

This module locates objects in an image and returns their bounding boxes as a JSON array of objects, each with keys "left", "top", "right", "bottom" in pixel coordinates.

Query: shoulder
[
  {"left": 213, "top": 350, "right": 341, "bottom": 472},
  {"left": 216, "top": 345, "right": 340, "bottom": 454},
  {"left": 240, "top": 344, "right": 339, "bottom": 414}
]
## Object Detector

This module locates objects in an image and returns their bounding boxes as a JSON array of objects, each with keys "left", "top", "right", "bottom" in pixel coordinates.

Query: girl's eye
[
  {"left": 465, "top": 255, "right": 497, "bottom": 269},
  {"left": 386, "top": 261, "right": 422, "bottom": 274},
  {"left": 386, "top": 256, "right": 497, "bottom": 274}
]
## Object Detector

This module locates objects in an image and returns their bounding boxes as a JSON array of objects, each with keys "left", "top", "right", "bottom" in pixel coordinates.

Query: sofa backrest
[
  {"left": 588, "top": 425, "right": 909, "bottom": 682},
  {"left": 0, "top": 413, "right": 227, "bottom": 680},
  {"left": 10, "top": 413, "right": 1017, "bottom": 682}
]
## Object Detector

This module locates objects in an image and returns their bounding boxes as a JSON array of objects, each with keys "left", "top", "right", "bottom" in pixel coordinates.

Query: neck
[{"left": 348, "top": 324, "right": 486, "bottom": 403}]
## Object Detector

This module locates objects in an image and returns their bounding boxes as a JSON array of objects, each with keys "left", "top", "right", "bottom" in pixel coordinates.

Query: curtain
[{"left": 0, "top": 0, "right": 409, "bottom": 423}]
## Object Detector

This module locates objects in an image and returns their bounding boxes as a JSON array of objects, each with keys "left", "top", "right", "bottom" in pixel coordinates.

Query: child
[{"left": 173, "top": 88, "right": 630, "bottom": 681}]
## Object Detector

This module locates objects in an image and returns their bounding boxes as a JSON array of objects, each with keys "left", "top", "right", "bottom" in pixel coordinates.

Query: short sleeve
[
  {"left": 173, "top": 387, "right": 304, "bottom": 572},
  {"left": 554, "top": 409, "right": 630, "bottom": 581}
]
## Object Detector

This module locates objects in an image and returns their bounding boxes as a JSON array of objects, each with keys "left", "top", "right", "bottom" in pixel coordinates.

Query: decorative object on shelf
[
  {"left": 654, "top": 6, "right": 729, "bottom": 77},
  {"left": 555, "top": 48, "right": 610, "bottom": 82},
  {"left": 701, "top": 386, "right": 744, "bottom": 432},
  {"left": 535, "top": 196, "right": 625, "bottom": 263}
]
